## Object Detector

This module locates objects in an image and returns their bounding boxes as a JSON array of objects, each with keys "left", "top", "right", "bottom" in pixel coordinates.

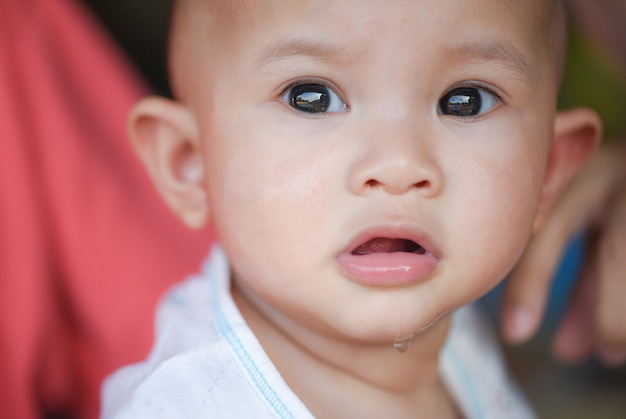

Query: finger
[
  {"left": 502, "top": 147, "right": 622, "bottom": 344},
  {"left": 555, "top": 187, "right": 626, "bottom": 367},
  {"left": 501, "top": 182, "right": 592, "bottom": 344},
  {"left": 501, "top": 224, "right": 567, "bottom": 344},
  {"left": 552, "top": 255, "right": 597, "bottom": 363},
  {"left": 594, "top": 188, "right": 626, "bottom": 365}
]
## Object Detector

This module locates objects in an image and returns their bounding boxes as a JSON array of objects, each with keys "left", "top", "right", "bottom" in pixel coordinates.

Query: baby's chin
[{"left": 321, "top": 307, "right": 453, "bottom": 347}]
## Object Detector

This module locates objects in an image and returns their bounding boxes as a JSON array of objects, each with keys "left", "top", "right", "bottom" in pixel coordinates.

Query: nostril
[
  {"left": 364, "top": 178, "right": 431, "bottom": 193},
  {"left": 365, "top": 179, "right": 381, "bottom": 188}
]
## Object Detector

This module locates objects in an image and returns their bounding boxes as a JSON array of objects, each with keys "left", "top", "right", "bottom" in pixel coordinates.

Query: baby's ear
[
  {"left": 534, "top": 108, "right": 602, "bottom": 231},
  {"left": 130, "top": 96, "right": 209, "bottom": 229}
]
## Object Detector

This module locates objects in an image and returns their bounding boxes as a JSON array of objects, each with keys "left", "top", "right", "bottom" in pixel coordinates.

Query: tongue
[{"left": 352, "top": 238, "right": 425, "bottom": 255}]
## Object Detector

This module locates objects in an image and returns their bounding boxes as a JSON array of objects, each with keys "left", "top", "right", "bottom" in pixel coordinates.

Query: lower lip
[{"left": 337, "top": 252, "right": 438, "bottom": 286}]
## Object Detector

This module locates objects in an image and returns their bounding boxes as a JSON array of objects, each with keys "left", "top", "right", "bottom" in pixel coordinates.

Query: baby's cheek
[{"left": 454, "top": 162, "right": 540, "bottom": 266}]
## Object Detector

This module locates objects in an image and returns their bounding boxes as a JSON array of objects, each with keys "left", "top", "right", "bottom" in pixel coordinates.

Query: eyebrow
[
  {"left": 447, "top": 41, "right": 536, "bottom": 83},
  {"left": 253, "top": 38, "right": 536, "bottom": 84},
  {"left": 254, "top": 39, "right": 344, "bottom": 72}
]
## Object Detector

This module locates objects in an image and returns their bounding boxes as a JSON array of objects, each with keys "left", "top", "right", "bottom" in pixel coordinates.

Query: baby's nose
[{"left": 347, "top": 120, "right": 444, "bottom": 198}]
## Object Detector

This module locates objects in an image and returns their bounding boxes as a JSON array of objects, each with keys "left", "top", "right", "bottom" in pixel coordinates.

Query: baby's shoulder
[
  {"left": 103, "top": 339, "right": 259, "bottom": 418},
  {"left": 157, "top": 273, "right": 221, "bottom": 342},
  {"left": 102, "top": 270, "right": 256, "bottom": 415}
]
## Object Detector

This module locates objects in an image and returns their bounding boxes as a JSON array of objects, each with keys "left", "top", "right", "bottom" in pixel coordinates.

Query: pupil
[
  {"left": 291, "top": 84, "right": 329, "bottom": 113},
  {"left": 441, "top": 88, "right": 481, "bottom": 116}
]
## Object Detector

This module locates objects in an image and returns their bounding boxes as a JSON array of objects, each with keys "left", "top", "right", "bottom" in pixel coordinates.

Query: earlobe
[
  {"left": 534, "top": 107, "right": 602, "bottom": 231},
  {"left": 130, "top": 96, "right": 210, "bottom": 229}
]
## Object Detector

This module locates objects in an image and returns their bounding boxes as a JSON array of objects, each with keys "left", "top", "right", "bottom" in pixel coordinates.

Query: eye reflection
[
  {"left": 282, "top": 82, "right": 348, "bottom": 113},
  {"left": 292, "top": 86, "right": 329, "bottom": 113},
  {"left": 438, "top": 86, "right": 498, "bottom": 117}
]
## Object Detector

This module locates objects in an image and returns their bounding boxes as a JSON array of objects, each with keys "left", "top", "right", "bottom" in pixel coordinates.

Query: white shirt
[{"left": 101, "top": 246, "right": 535, "bottom": 419}]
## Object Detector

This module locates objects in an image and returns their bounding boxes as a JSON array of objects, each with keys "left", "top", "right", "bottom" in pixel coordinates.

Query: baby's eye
[
  {"left": 282, "top": 82, "right": 348, "bottom": 113},
  {"left": 438, "top": 86, "right": 499, "bottom": 117}
]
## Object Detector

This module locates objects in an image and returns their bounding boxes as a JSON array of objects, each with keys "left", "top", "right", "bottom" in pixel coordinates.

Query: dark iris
[
  {"left": 289, "top": 84, "right": 330, "bottom": 113},
  {"left": 439, "top": 87, "right": 481, "bottom": 117}
]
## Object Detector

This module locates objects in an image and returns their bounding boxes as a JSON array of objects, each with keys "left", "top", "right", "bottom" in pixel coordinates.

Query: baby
[{"left": 102, "top": 0, "right": 601, "bottom": 417}]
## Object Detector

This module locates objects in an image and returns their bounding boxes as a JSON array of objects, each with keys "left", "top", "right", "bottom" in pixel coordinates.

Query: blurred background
[
  {"left": 79, "top": 1, "right": 626, "bottom": 418},
  {"left": 3, "top": 0, "right": 620, "bottom": 417},
  {"left": 81, "top": 0, "right": 172, "bottom": 97}
]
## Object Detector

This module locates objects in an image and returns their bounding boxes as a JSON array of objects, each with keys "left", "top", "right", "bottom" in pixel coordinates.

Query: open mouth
[
  {"left": 338, "top": 233, "right": 437, "bottom": 286},
  {"left": 351, "top": 238, "right": 426, "bottom": 255}
]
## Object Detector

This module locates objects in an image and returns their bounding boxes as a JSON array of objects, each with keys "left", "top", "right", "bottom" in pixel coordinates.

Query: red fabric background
[{"left": 0, "top": 0, "right": 212, "bottom": 417}]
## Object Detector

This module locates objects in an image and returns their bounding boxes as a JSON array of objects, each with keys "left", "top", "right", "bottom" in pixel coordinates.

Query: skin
[
  {"left": 502, "top": 0, "right": 626, "bottom": 367},
  {"left": 131, "top": 0, "right": 601, "bottom": 416},
  {"left": 503, "top": 141, "right": 626, "bottom": 365}
]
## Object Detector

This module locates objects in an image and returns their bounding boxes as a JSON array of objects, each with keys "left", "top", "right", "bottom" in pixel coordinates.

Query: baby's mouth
[
  {"left": 338, "top": 235, "right": 437, "bottom": 286},
  {"left": 351, "top": 238, "right": 426, "bottom": 255}
]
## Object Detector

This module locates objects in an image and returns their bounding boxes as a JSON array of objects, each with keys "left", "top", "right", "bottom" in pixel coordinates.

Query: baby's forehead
[
  {"left": 174, "top": 0, "right": 564, "bottom": 52},
  {"left": 173, "top": 0, "right": 565, "bottom": 56},
  {"left": 169, "top": 0, "right": 566, "bottom": 97},
  {"left": 174, "top": 0, "right": 562, "bottom": 19}
]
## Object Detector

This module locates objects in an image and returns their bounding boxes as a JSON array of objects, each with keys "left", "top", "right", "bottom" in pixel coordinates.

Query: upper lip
[{"left": 338, "top": 222, "right": 441, "bottom": 259}]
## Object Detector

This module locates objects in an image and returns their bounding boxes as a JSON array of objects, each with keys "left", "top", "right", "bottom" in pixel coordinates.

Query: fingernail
[{"left": 508, "top": 306, "right": 533, "bottom": 342}]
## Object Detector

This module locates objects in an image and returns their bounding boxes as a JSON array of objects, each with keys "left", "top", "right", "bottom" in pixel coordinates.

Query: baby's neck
[{"left": 233, "top": 286, "right": 460, "bottom": 418}]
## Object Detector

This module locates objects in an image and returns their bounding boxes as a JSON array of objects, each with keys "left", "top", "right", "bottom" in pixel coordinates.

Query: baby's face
[{"left": 177, "top": 0, "right": 563, "bottom": 341}]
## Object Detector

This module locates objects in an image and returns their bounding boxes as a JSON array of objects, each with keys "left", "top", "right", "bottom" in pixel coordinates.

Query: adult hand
[{"left": 501, "top": 141, "right": 626, "bottom": 366}]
